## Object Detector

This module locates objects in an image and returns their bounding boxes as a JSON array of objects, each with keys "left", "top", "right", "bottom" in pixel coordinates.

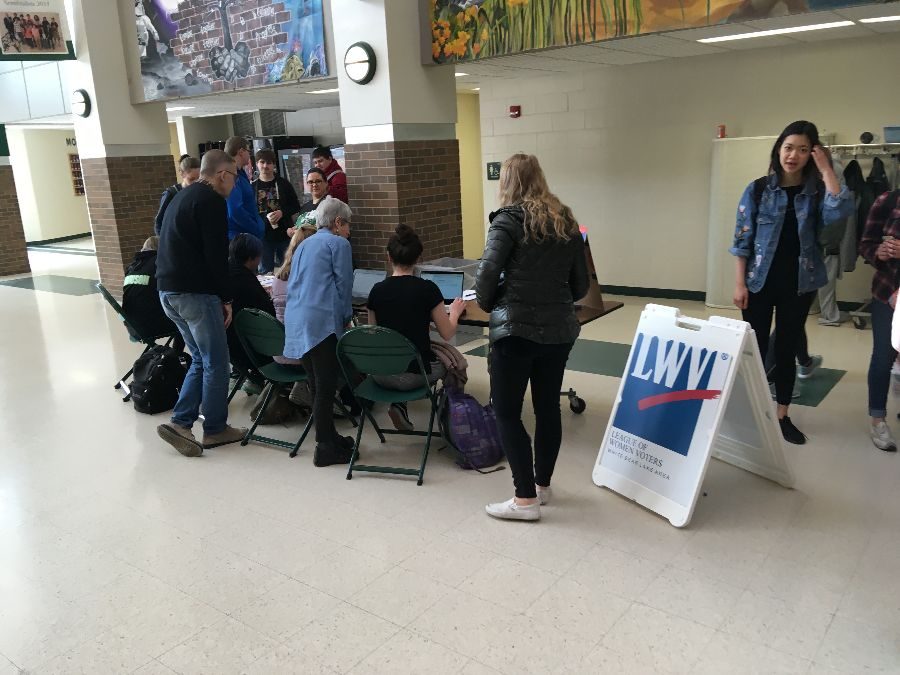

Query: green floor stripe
[
  {"left": 466, "top": 339, "right": 846, "bottom": 408},
  {"left": 788, "top": 368, "right": 845, "bottom": 408},
  {"left": 0, "top": 275, "right": 99, "bottom": 297}
]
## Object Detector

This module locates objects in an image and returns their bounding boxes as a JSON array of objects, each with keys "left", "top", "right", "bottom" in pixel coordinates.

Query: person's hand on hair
[
  {"left": 811, "top": 145, "right": 834, "bottom": 176},
  {"left": 286, "top": 226, "right": 296, "bottom": 238}
]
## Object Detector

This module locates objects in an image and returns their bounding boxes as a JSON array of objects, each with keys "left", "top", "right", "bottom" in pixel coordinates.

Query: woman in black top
[
  {"left": 730, "top": 121, "right": 849, "bottom": 445},
  {"left": 226, "top": 233, "right": 275, "bottom": 388},
  {"left": 475, "top": 154, "right": 590, "bottom": 522},
  {"left": 296, "top": 167, "right": 330, "bottom": 227},
  {"left": 367, "top": 225, "right": 464, "bottom": 431}
]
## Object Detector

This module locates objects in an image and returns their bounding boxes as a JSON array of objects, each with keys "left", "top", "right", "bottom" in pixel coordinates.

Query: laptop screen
[
  {"left": 352, "top": 269, "right": 385, "bottom": 300},
  {"left": 420, "top": 271, "right": 465, "bottom": 302}
]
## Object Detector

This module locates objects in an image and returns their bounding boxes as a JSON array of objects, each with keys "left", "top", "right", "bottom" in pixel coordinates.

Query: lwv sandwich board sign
[{"left": 592, "top": 305, "right": 793, "bottom": 527}]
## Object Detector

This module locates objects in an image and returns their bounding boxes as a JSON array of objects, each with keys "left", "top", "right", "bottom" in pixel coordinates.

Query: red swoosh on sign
[{"left": 637, "top": 390, "right": 722, "bottom": 411}]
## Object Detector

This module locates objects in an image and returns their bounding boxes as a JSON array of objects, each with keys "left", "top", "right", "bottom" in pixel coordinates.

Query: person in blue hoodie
[
  {"left": 224, "top": 136, "right": 265, "bottom": 241},
  {"left": 730, "top": 120, "right": 853, "bottom": 445}
]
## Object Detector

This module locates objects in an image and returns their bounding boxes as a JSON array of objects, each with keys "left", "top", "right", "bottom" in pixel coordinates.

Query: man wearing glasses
[
  {"left": 224, "top": 136, "right": 265, "bottom": 241},
  {"left": 155, "top": 150, "right": 248, "bottom": 457}
]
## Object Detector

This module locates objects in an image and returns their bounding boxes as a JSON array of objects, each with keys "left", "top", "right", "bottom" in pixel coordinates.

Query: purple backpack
[{"left": 444, "top": 385, "right": 505, "bottom": 473}]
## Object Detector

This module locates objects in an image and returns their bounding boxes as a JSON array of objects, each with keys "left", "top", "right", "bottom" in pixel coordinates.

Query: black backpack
[{"left": 130, "top": 345, "right": 191, "bottom": 414}]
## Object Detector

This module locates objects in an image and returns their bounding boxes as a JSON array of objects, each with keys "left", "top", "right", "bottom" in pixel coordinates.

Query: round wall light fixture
[{"left": 344, "top": 42, "right": 376, "bottom": 85}]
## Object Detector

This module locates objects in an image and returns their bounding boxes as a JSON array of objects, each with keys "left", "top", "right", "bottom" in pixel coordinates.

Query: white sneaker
[
  {"left": 870, "top": 422, "right": 898, "bottom": 452},
  {"left": 485, "top": 498, "right": 540, "bottom": 521},
  {"left": 536, "top": 485, "right": 552, "bottom": 506}
]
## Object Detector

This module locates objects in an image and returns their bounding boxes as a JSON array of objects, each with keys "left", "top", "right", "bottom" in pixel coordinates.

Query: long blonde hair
[
  {"left": 275, "top": 224, "right": 316, "bottom": 281},
  {"left": 498, "top": 154, "right": 578, "bottom": 242}
]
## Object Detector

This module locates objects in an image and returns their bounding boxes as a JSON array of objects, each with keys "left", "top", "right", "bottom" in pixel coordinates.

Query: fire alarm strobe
[{"left": 509, "top": 105, "right": 521, "bottom": 119}]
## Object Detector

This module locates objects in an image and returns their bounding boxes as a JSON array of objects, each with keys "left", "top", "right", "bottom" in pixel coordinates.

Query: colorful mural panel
[
  {"left": 137, "top": 0, "right": 327, "bottom": 102},
  {"left": 430, "top": 0, "right": 880, "bottom": 63}
]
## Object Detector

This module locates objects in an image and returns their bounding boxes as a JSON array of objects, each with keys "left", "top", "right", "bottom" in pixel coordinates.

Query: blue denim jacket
[{"left": 729, "top": 173, "right": 853, "bottom": 294}]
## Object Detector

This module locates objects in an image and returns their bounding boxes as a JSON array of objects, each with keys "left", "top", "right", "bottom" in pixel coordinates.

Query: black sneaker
[
  {"left": 313, "top": 442, "right": 352, "bottom": 467},
  {"left": 334, "top": 434, "right": 355, "bottom": 452},
  {"left": 779, "top": 416, "right": 807, "bottom": 445}
]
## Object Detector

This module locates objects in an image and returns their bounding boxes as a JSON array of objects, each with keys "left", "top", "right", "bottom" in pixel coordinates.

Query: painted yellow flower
[
  {"left": 508, "top": 0, "right": 529, "bottom": 6},
  {"left": 457, "top": 30, "right": 471, "bottom": 43},
  {"left": 481, "top": 27, "right": 488, "bottom": 42},
  {"left": 456, "top": 11, "right": 465, "bottom": 24},
  {"left": 472, "top": 43, "right": 481, "bottom": 55},
  {"left": 432, "top": 41, "right": 441, "bottom": 58},
  {"left": 466, "top": 5, "right": 478, "bottom": 19}
]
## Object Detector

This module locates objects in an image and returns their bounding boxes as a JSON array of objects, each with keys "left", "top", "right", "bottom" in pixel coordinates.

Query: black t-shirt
[
  {"left": 367, "top": 276, "right": 444, "bottom": 373},
  {"left": 767, "top": 185, "right": 803, "bottom": 290},
  {"left": 253, "top": 177, "right": 301, "bottom": 244}
]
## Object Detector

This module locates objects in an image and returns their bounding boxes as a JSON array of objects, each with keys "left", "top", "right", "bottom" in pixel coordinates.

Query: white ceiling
[{"left": 165, "top": 2, "right": 900, "bottom": 120}]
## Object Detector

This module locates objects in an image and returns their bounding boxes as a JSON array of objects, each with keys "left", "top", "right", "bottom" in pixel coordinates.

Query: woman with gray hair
[{"left": 283, "top": 196, "right": 354, "bottom": 467}]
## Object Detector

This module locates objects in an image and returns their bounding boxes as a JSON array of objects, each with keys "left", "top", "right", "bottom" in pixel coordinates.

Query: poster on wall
[
  {"left": 430, "top": 0, "right": 878, "bottom": 63},
  {"left": 136, "top": 0, "right": 328, "bottom": 102},
  {"left": 0, "top": 0, "right": 71, "bottom": 57}
]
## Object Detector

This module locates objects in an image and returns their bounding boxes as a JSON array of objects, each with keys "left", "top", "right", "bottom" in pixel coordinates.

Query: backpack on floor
[
  {"left": 130, "top": 345, "right": 191, "bottom": 415},
  {"left": 443, "top": 385, "right": 505, "bottom": 473}
]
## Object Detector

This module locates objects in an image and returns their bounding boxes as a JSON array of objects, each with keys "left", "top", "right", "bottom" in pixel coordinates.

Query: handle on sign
[{"left": 676, "top": 317, "right": 704, "bottom": 332}]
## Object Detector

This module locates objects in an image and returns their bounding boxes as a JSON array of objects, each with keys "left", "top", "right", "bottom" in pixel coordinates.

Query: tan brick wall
[
  {"left": 82, "top": 155, "right": 175, "bottom": 298},
  {"left": 344, "top": 140, "right": 463, "bottom": 268},
  {"left": 0, "top": 165, "right": 30, "bottom": 277}
]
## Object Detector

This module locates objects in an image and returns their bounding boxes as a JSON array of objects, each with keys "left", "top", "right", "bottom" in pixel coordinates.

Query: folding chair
[
  {"left": 233, "top": 308, "right": 315, "bottom": 456},
  {"left": 96, "top": 282, "right": 177, "bottom": 402},
  {"left": 337, "top": 326, "right": 442, "bottom": 486}
]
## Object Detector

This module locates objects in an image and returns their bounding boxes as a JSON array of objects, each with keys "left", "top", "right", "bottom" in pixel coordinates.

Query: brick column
[
  {"left": 82, "top": 155, "right": 175, "bottom": 298},
  {"left": 0, "top": 163, "right": 30, "bottom": 277},
  {"left": 344, "top": 140, "right": 463, "bottom": 268}
]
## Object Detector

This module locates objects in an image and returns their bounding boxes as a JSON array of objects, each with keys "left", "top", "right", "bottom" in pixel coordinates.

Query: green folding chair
[
  {"left": 233, "top": 308, "right": 314, "bottom": 456},
  {"left": 337, "top": 326, "right": 441, "bottom": 486}
]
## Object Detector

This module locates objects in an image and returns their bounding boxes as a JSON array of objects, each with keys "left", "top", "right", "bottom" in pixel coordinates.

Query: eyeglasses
[
  {"left": 219, "top": 169, "right": 237, "bottom": 178},
  {"left": 307, "top": 179, "right": 324, "bottom": 185}
]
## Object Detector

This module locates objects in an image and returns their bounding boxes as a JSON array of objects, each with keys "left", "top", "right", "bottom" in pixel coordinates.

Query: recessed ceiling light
[
  {"left": 166, "top": 106, "right": 195, "bottom": 112},
  {"left": 859, "top": 15, "right": 900, "bottom": 23},
  {"left": 472, "top": 87, "right": 480, "bottom": 91},
  {"left": 697, "top": 20, "right": 854, "bottom": 42},
  {"left": 308, "top": 88, "right": 339, "bottom": 94},
  {"left": 455, "top": 72, "right": 468, "bottom": 77}
]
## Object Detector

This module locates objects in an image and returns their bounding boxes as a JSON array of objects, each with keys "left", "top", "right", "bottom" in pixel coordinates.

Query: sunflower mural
[{"left": 430, "top": 0, "right": 877, "bottom": 63}]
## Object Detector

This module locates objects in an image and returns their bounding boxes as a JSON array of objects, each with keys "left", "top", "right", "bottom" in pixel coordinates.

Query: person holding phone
[
  {"left": 859, "top": 189, "right": 900, "bottom": 451},
  {"left": 730, "top": 121, "right": 853, "bottom": 444}
]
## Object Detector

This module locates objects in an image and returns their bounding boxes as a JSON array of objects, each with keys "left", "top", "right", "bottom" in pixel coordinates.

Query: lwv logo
[{"left": 630, "top": 336, "right": 722, "bottom": 410}]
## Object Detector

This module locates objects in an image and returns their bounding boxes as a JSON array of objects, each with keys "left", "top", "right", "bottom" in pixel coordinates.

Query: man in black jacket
[{"left": 156, "top": 149, "right": 247, "bottom": 457}]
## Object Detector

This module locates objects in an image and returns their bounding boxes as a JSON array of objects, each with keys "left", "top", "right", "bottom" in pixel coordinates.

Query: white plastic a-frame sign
[{"left": 592, "top": 304, "right": 793, "bottom": 527}]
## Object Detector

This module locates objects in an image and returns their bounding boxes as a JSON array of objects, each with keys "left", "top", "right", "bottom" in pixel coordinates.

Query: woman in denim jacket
[{"left": 729, "top": 120, "right": 853, "bottom": 444}]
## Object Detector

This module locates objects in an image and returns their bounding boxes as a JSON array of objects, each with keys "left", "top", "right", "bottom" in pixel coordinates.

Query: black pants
[
  {"left": 490, "top": 336, "right": 573, "bottom": 499},
  {"left": 302, "top": 334, "right": 339, "bottom": 444},
  {"left": 743, "top": 282, "right": 815, "bottom": 406},
  {"left": 764, "top": 327, "right": 811, "bottom": 377}
]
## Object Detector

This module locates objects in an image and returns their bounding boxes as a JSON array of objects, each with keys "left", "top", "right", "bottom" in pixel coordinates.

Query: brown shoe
[
  {"left": 157, "top": 423, "right": 203, "bottom": 457},
  {"left": 202, "top": 425, "right": 248, "bottom": 449}
]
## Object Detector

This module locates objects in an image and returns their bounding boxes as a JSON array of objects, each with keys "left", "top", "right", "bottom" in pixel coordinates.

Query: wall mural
[
  {"left": 136, "top": 0, "right": 327, "bottom": 102},
  {"left": 430, "top": 0, "right": 877, "bottom": 63}
]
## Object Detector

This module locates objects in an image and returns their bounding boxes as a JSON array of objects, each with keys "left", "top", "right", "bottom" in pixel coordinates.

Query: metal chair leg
[
  {"left": 227, "top": 374, "right": 246, "bottom": 404},
  {"left": 347, "top": 406, "right": 368, "bottom": 480},
  {"left": 290, "top": 415, "right": 314, "bottom": 458},
  {"left": 242, "top": 382, "right": 275, "bottom": 446}
]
